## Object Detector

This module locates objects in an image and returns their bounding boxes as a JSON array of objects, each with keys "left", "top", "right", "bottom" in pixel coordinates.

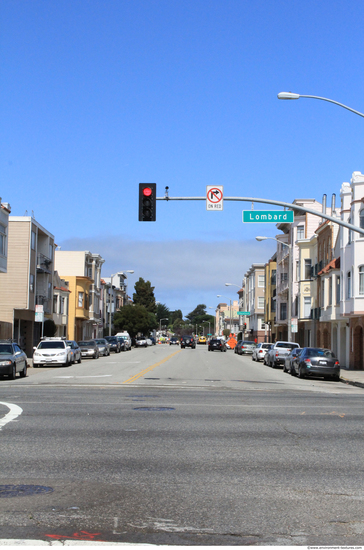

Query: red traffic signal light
[{"left": 139, "top": 183, "right": 156, "bottom": 221}]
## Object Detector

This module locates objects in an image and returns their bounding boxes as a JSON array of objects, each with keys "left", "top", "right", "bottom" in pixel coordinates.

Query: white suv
[{"left": 33, "top": 337, "right": 73, "bottom": 368}]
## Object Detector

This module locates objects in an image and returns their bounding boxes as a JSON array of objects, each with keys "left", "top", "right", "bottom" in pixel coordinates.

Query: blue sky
[{"left": 2, "top": 0, "right": 364, "bottom": 315}]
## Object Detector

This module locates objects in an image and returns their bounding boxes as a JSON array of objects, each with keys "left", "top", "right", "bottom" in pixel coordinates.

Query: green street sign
[
  {"left": 237, "top": 311, "right": 250, "bottom": 315},
  {"left": 243, "top": 210, "right": 294, "bottom": 223}
]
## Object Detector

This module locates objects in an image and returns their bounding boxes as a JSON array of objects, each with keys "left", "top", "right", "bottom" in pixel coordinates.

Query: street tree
[
  {"left": 133, "top": 278, "right": 156, "bottom": 313},
  {"left": 113, "top": 304, "right": 152, "bottom": 337}
]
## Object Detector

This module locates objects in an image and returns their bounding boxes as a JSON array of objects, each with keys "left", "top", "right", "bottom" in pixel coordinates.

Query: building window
[
  {"left": 280, "top": 302, "right": 287, "bottom": 320},
  {"left": 31, "top": 230, "right": 36, "bottom": 250},
  {"left": 258, "top": 275, "right": 265, "bottom": 287},
  {"left": 61, "top": 297, "right": 65, "bottom": 314},
  {"left": 304, "top": 297, "right": 311, "bottom": 318},
  {"left": 359, "top": 266, "right": 364, "bottom": 295},
  {"left": 321, "top": 280, "right": 325, "bottom": 307},
  {"left": 347, "top": 272, "right": 352, "bottom": 299},
  {"left": 53, "top": 295, "right": 58, "bottom": 314},
  {"left": 304, "top": 259, "right": 312, "bottom": 280},
  {"left": 360, "top": 210, "right": 364, "bottom": 229},
  {"left": 336, "top": 276, "right": 341, "bottom": 304},
  {"left": 0, "top": 224, "right": 6, "bottom": 256},
  {"left": 29, "top": 274, "right": 34, "bottom": 293},
  {"left": 49, "top": 243, "right": 53, "bottom": 260},
  {"left": 258, "top": 296, "right": 264, "bottom": 309},
  {"left": 348, "top": 217, "right": 353, "bottom": 244},
  {"left": 297, "top": 225, "right": 304, "bottom": 240},
  {"left": 328, "top": 277, "right": 332, "bottom": 305},
  {"left": 78, "top": 292, "right": 84, "bottom": 307}
]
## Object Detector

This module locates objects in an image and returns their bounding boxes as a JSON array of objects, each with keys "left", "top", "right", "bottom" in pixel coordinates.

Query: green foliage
[
  {"left": 43, "top": 319, "right": 57, "bottom": 337},
  {"left": 223, "top": 329, "right": 230, "bottom": 338},
  {"left": 156, "top": 302, "right": 170, "bottom": 322},
  {"left": 133, "top": 278, "right": 156, "bottom": 313},
  {"left": 113, "top": 304, "right": 152, "bottom": 337}
]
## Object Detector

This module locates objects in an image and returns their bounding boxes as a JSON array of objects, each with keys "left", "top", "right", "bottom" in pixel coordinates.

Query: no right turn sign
[{"left": 206, "top": 186, "right": 223, "bottom": 211}]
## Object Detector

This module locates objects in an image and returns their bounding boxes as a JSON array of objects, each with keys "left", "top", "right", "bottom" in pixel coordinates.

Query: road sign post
[{"left": 206, "top": 186, "right": 223, "bottom": 211}]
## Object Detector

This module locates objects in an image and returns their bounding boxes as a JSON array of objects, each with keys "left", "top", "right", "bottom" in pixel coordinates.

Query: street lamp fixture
[
  {"left": 277, "top": 92, "right": 364, "bottom": 118},
  {"left": 256, "top": 235, "right": 293, "bottom": 342}
]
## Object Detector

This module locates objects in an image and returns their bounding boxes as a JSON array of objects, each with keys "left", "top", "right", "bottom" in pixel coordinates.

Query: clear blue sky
[{"left": 2, "top": 0, "right": 364, "bottom": 315}]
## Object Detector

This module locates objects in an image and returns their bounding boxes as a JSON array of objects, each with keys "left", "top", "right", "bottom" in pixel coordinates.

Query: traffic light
[{"left": 139, "top": 183, "right": 156, "bottom": 221}]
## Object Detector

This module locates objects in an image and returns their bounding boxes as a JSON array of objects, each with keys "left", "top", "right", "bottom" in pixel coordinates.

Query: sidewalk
[{"left": 340, "top": 369, "right": 364, "bottom": 389}]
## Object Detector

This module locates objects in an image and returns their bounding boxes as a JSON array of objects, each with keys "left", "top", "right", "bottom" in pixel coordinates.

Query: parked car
[
  {"left": 135, "top": 337, "right": 148, "bottom": 347},
  {"left": 208, "top": 338, "right": 226, "bottom": 352},
  {"left": 291, "top": 347, "right": 340, "bottom": 380},
  {"left": 78, "top": 340, "right": 99, "bottom": 359},
  {"left": 267, "top": 341, "right": 300, "bottom": 368},
  {"left": 263, "top": 345, "right": 274, "bottom": 365},
  {"left": 66, "top": 340, "right": 82, "bottom": 364},
  {"left": 33, "top": 337, "right": 73, "bottom": 368},
  {"left": 198, "top": 336, "right": 207, "bottom": 345},
  {"left": 283, "top": 348, "right": 302, "bottom": 373},
  {"left": 181, "top": 336, "right": 196, "bottom": 349},
  {"left": 252, "top": 342, "right": 273, "bottom": 362},
  {"left": 115, "top": 332, "right": 132, "bottom": 350},
  {"left": 94, "top": 338, "right": 110, "bottom": 356},
  {"left": 146, "top": 339, "right": 153, "bottom": 346},
  {"left": 105, "top": 336, "right": 121, "bottom": 353},
  {"left": 235, "top": 341, "right": 256, "bottom": 355},
  {"left": 169, "top": 337, "right": 179, "bottom": 345},
  {"left": 115, "top": 336, "right": 126, "bottom": 351},
  {"left": 0, "top": 340, "right": 28, "bottom": 379}
]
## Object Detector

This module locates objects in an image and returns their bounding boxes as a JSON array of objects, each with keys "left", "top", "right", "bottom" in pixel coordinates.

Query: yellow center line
[{"left": 122, "top": 349, "right": 182, "bottom": 384}]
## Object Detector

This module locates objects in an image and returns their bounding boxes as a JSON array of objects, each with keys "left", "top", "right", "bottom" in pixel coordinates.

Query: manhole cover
[
  {"left": 0, "top": 485, "right": 54, "bottom": 498},
  {"left": 133, "top": 407, "right": 175, "bottom": 411}
]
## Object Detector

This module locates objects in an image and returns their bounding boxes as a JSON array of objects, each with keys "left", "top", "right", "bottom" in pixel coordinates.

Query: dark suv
[
  {"left": 181, "top": 336, "right": 196, "bottom": 349},
  {"left": 208, "top": 339, "right": 226, "bottom": 352}
]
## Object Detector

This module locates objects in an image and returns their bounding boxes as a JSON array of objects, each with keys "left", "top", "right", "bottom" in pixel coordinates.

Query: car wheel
[
  {"left": 19, "top": 362, "right": 27, "bottom": 378},
  {"left": 78, "top": 356, "right": 82, "bottom": 364},
  {"left": 33, "top": 363, "right": 39, "bottom": 368},
  {"left": 9, "top": 364, "right": 16, "bottom": 380},
  {"left": 298, "top": 366, "right": 305, "bottom": 379},
  {"left": 331, "top": 374, "right": 340, "bottom": 381},
  {"left": 283, "top": 363, "right": 287, "bottom": 373}
]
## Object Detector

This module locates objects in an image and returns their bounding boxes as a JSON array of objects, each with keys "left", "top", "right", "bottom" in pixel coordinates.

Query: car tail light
[
  {"left": 304, "top": 359, "right": 312, "bottom": 365},
  {"left": 335, "top": 361, "right": 340, "bottom": 366},
  {"left": 275, "top": 352, "right": 279, "bottom": 357}
]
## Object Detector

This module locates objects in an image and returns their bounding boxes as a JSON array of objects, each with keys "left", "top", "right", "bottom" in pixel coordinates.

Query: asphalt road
[{"left": 0, "top": 344, "right": 363, "bottom": 546}]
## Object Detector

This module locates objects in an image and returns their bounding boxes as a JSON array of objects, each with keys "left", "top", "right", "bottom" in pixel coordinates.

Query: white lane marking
[
  {"left": 0, "top": 402, "right": 23, "bottom": 431},
  {"left": 55, "top": 375, "right": 113, "bottom": 379}
]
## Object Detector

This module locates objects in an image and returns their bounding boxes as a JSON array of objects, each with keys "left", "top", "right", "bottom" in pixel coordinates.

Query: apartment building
[
  {"left": 0, "top": 216, "right": 55, "bottom": 356},
  {"left": 102, "top": 272, "right": 131, "bottom": 336},
  {"left": 54, "top": 250, "right": 105, "bottom": 340},
  {"left": 53, "top": 271, "right": 71, "bottom": 338},
  {"left": 216, "top": 301, "right": 239, "bottom": 336},
  {"left": 244, "top": 264, "right": 265, "bottom": 343},
  {"left": 264, "top": 254, "right": 276, "bottom": 342}
]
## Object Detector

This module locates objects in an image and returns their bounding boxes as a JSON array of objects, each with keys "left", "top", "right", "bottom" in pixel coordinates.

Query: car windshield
[
  {"left": 106, "top": 337, "right": 117, "bottom": 342},
  {"left": 0, "top": 344, "right": 13, "bottom": 354},
  {"left": 95, "top": 340, "right": 105, "bottom": 344},
  {"left": 38, "top": 341, "right": 65, "bottom": 349},
  {"left": 78, "top": 341, "right": 94, "bottom": 346}
]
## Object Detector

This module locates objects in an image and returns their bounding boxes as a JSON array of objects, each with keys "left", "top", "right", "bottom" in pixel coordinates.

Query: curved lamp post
[
  {"left": 277, "top": 92, "right": 364, "bottom": 118},
  {"left": 256, "top": 236, "right": 292, "bottom": 342}
]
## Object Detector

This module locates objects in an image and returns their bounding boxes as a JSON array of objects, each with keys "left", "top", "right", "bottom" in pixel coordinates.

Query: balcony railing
[{"left": 37, "top": 253, "right": 52, "bottom": 274}]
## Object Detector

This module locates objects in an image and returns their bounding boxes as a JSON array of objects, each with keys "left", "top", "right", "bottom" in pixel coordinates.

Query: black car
[
  {"left": 181, "top": 336, "right": 196, "bottom": 349},
  {"left": 208, "top": 339, "right": 226, "bottom": 352},
  {"left": 0, "top": 340, "right": 28, "bottom": 379},
  {"left": 115, "top": 336, "right": 126, "bottom": 351},
  {"left": 291, "top": 347, "right": 340, "bottom": 380},
  {"left": 105, "top": 336, "right": 121, "bottom": 353}
]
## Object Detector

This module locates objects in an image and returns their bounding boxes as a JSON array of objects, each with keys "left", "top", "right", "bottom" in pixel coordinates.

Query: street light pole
[
  {"left": 256, "top": 236, "right": 292, "bottom": 342},
  {"left": 277, "top": 92, "right": 364, "bottom": 118},
  {"left": 159, "top": 318, "right": 168, "bottom": 331}
]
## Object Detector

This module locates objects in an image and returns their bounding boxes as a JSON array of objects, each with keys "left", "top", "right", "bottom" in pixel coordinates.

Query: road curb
[{"left": 340, "top": 377, "right": 364, "bottom": 390}]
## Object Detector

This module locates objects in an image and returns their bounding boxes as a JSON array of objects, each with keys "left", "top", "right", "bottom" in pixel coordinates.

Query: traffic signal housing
[{"left": 139, "top": 183, "right": 156, "bottom": 221}]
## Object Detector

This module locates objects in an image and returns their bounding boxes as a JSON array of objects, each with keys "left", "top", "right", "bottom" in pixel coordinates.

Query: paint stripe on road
[
  {"left": 0, "top": 402, "right": 23, "bottom": 431},
  {"left": 122, "top": 350, "right": 181, "bottom": 384}
]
